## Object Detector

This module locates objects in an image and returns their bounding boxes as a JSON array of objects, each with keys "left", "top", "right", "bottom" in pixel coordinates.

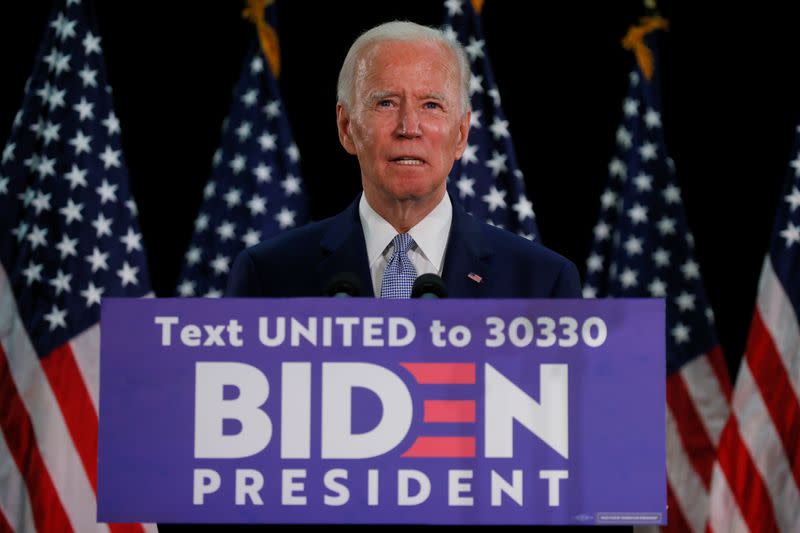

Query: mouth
[{"left": 390, "top": 156, "right": 425, "bottom": 166}]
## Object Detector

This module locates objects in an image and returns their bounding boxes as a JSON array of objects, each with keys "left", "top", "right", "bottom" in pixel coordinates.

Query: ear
[
  {"left": 453, "top": 110, "right": 471, "bottom": 159},
  {"left": 336, "top": 103, "right": 358, "bottom": 155}
]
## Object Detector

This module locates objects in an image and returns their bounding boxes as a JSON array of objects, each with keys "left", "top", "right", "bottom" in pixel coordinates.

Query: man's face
[{"left": 337, "top": 40, "right": 470, "bottom": 210}]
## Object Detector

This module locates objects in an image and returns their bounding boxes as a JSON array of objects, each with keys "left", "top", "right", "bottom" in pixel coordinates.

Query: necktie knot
[{"left": 380, "top": 233, "right": 417, "bottom": 299}]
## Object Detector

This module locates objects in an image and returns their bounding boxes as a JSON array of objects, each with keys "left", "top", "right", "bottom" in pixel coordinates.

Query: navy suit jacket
[{"left": 226, "top": 195, "right": 580, "bottom": 298}]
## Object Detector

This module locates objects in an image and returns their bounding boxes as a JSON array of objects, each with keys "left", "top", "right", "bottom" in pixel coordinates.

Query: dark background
[{"left": 3, "top": 1, "right": 799, "bottom": 379}]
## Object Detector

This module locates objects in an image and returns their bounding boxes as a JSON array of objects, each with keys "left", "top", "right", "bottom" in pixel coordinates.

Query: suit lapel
[
  {"left": 317, "top": 198, "right": 375, "bottom": 297},
  {"left": 441, "top": 201, "right": 492, "bottom": 298}
]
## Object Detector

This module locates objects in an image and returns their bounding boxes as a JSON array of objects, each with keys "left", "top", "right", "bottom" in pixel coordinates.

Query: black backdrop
[{"left": 3, "top": 1, "right": 800, "bottom": 379}]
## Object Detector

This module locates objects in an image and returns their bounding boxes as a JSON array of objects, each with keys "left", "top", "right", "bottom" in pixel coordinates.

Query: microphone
[
  {"left": 325, "top": 272, "right": 363, "bottom": 297},
  {"left": 411, "top": 273, "right": 448, "bottom": 299}
]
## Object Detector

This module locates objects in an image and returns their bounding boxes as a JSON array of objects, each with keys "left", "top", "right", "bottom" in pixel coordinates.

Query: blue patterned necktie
[{"left": 380, "top": 233, "right": 418, "bottom": 298}]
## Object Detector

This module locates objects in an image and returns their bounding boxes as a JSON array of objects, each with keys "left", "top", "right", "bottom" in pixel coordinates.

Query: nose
[{"left": 396, "top": 104, "right": 421, "bottom": 138}]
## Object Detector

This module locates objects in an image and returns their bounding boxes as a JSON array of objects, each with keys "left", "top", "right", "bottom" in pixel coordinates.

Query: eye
[
  {"left": 424, "top": 101, "right": 442, "bottom": 110},
  {"left": 377, "top": 99, "right": 394, "bottom": 108}
]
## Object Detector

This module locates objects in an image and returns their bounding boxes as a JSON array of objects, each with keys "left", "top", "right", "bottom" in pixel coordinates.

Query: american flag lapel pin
[{"left": 467, "top": 272, "right": 483, "bottom": 284}]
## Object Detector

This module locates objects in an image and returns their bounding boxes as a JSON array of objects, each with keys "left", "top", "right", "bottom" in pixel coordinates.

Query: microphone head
[
  {"left": 411, "top": 273, "right": 448, "bottom": 299},
  {"left": 325, "top": 272, "right": 363, "bottom": 297}
]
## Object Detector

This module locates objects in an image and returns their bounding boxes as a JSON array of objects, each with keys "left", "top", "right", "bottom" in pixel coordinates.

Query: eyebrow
[{"left": 367, "top": 91, "right": 449, "bottom": 103}]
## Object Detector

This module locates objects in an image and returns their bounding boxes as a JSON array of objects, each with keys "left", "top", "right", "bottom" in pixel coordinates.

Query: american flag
[
  {"left": 707, "top": 130, "right": 800, "bottom": 531},
  {"left": 0, "top": 0, "right": 155, "bottom": 531},
  {"left": 582, "top": 20, "right": 732, "bottom": 532},
  {"left": 175, "top": 4, "right": 306, "bottom": 298},
  {"left": 442, "top": 0, "right": 540, "bottom": 241}
]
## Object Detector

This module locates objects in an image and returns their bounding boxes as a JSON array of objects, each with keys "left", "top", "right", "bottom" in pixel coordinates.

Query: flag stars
[
  {"left": 444, "top": 0, "right": 463, "bottom": 16},
  {"left": 671, "top": 323, "right": 691, "bottom": 344},
  {"left": 675, "top": 291, "right": 696, "bottom": 312},
  {"left": 512, "top": 196, "right": 535, "bottom": 221},
  {"left": 42, "top": 121, "right": 61, "bottom": 145},
  {"left": 81, "top": 282, "right": 104, "bottom": 307},
  {"left": 69, "top": 130, "right": 92, "bottom": 155},
  {"left": 264, "top": 100, "right": 282, "bottom": 119},
  {"left": 582, "top": 285, "right": 597, "bottom": 298},
  {"left": 203, "top": 182, "right": 216, "bottom": 199},
  {"left": 663, "top": 184, "right": 681, "bottom": 204},
  {"left": 469, "top": 74, "right": 484, "bottom": 95},
  {"left": 211, "top": 254, "right": 230, "bottom": 275},
  {"left": 73, "top": 97, "right": 94, "bottom": 121},
  {"left": 469, "top": 109, "right": 482, "bottom": 129},
  {"left": 633, "top": 173, "right": 653, "bottom": 191},
  {"left": 223, "top": 187, "right": 242, "bottom": 208},
  {"left": 2, "top": 143, "right": 15, "bottom": 164},
  {"left": 37, "top": 155, "right": 56, "bottom": 178},
  {"left": 120, "top": 227, "right": 143, "bottom": 252},
  {"left": 601, "top": 189, "right": 617, "bottom": 209},
  {"left": 681, "top": 259, "right": 700, "bottom": 280},
  {"left": 653, "top": 247, "right": 671, "bottom": 267},
  {"left": 27, "top": 225, "right": 49, "bottom": 249},
  {"left": 465, "top": 37, "right": 485, "bottom": 61},
  {"left": 99, "top": 146, "right": 121, "bottom": 169},
  {"left": 609, "top": 158, "right": 627, "bottom": 179},
  {"left": 624, "top": 236, "right": 643, "bottom": 255},
  {"left": 785, "top": 186, "right": 800, "bottom": 211},
  {"left": 65, "top": 164, "right": 88, "bottom": 189},
  {"left": 49, "top": 269, "right": 72, "bottom": 295},
  {"left": 619, "top": 268, "right": 638, "bottom": 288},
  {"left": 593, "top": 221, "right": 611, "bottom": 240},
  {"left": 627, "top": 203, "right": 648, "bottom": 224},
  {"left": 258, "top": 133, "right": 277, "bottom": 151},
  {"left": 185, "top": 246, "right": 202, "bottom": 265},
  {"left": 442, "top": 25, "right": 458, "bottom": 43},
  {"left": 235, "top": 121, "right": 252, "bottom": 141},
  {"left": 246, "top": 194, "right": 267, "bottom": 216},
  {"left": 644, "top": 108, "right": 662, "bottom": 128},
  {"left": 12, "top": 221, "right": 29, "bottom": 242},
  {"left": 488, "top": 88, "right": 501, "bottom": 107},
  {"left": 229, "top": 154, "right": 246, "bottom": 174},
  {"left": 485, "top": 151, "right": 508, "bottom": 177},
  {"left": 91, "top": 213, "right": 113, "bottom": 238},
  {"left": 456, "top": 175, "right": 475, "bottom": 198},
  {"left": 205, "top": 288, "right": 223, "bottom": 298},
  {"left": 102, "top": 112, "right": 121, "bottom": 135},
  {"left": 31, "top": 191, "right": 52, "bottom": 215},
  {"left": 616, "top": 126, "right": 632, "bottom": 149},
  {"left": 657, "top": 216, "right": 676, "bottom": 235},
  {"left": 639, "top": 142, "right": 658, "bottom": 161},
  {"left": 489, "top": 117, "right": 510, "bottom": 140},
  {"left": 253, "top": 163, "right": 272, "bottom": 182},
  {"left": 791, "top": 154, "right": 800, "bottom": 176},
  {"left": 275, "top": 207, "right": 297, "bottom": 229},
  {"left": 82, "top": 31, "right": 101, "bottom": 54},
  {"left": 286, "top": 143, "right": 300, "bottom": 163},
  {"left": 212, "top": 148, "right": 223, "bottom": 167},
  {"left": 281, "top": 175, "right": 302, "bottom": 195},
  {"left": 586, "top": 253, "right": 604, "bottom": 273},
  {"left": 195, "top": 213, "right": 209, "bottom": 232},
  {"left": 86, "top": 247, "right": 109, "bottom": 272},
  {"left": 241, "top": 90, "right": 258, "bottom": 108},
  {"left": 44, "top": 305, "right": 67, "bottom": 331},
  {"left": 216, "top": 220, "right": 236, "bottom": 241},
  {"left": 22, "top": 261, "right": 43, "bottom": 285},
  {"left": 623, "top": 98, "right": 639, "bottom": 117},
  {"left": 460, "top": 144, "right": 478, "bottom": 165},
  {"left": 78, "top": 65, "right": 98, "bottom": 87},
  {"left": 482, "top": 186, "right": 507, "bottom": 212},
  {"left": 48, "top": 88, "right": 66, "bottom": 110},
  {"left": 51, "top": 12, "right": 77, "bottom": 40},
  {"left": 177, "top": 280, "right": 196, "bottom": 297},
  {"left": 780, "top": 221, "right": 800, "bottom": 247},
  {"left": 0, "top": 176, "right": 8, "bottom": 195},
  {"left": 250, "top": 56, "right": 264, "bottom": 74},
  {"left": 648, "top": 278, "right": 667, "bottom": 297},
  {"left": 117, "top": 262, "right": 140, "bottom": 287},
  {"left": 242, "top": 229, "right": 261, "bottom": 248},
  {"left": 56, "top": 234, "right": 78, "bottom": 259}
]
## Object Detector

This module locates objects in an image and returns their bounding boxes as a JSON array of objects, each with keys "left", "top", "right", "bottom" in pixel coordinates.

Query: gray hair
[{"left": 336, "top": 21, "right": 471, "bottom": 116}]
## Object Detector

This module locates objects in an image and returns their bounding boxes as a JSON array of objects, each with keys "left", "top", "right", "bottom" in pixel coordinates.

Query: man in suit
[{"left": 226, "top": 20, "right": 580, "bottom": 299}]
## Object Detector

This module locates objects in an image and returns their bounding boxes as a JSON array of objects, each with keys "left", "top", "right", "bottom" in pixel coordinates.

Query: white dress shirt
[{"left": 359, "top": 193, "right": 453, "bottom": 297}]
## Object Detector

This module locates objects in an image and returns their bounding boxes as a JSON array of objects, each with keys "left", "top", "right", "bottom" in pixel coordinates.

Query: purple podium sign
[{"left": 98, "top": 298, "right": 665, "bottom": 525}]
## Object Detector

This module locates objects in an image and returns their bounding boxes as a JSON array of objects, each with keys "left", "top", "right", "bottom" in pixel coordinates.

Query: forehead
[{"left": 356, "top": 40, "right": 459, "bottom": 94}]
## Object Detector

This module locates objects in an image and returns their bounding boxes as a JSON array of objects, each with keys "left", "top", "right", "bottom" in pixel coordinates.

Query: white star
[
  {"left": 253, "top": 163, "right": 272, "bottom": 182},
  {"left": 644, "top": 108, "right": 662, "bottom": 129},
  {"left": 59, "top": 198, "right": 83, "bottom": 224},
  {"left": 616, "top": 126, "right": 632, "bottom": 149},
  {"left": 582, "top": 285, "right": 597, "bottom": 298},
  {"left": 629, "top": 71, "right": 640, "bottom": 86},
  {"left": 681, "top": 259, "right": 700, "bottom": 280},
  {"left": 671, "top": 323, "right": 690, "bottom": 344},
  {"left": 56, "top": 234, "right": 78, "bottom": 259},
  {"left": 785, "top": 186, "right": 800, "bottom": 211},
  {"left": 586, "top": 253, "right": 603, "bottom": 273},
  {"left": 593, "top": 221, "right": 610, "bottom": 240},
  {"left": 780, "top": 221, "right": 800, "bottom": 247},
  {"left": 675, "top": 291, "right": 696, "bottom": 312},
  {"left": 31, "top": 191, "right": 52, "bottom": 214},
  {"left": 64, "top": 164, "right": 88, "bottom": 189},
  {"left": 37, "top": 155, "right": 56, "bottom": 178},
  {"left": 0, "top": 175, "right": 8, "bottom": 195},
  {"left": 68, "top": 130, "right": 92, "bottom": 155},
  {"left": 250, "top": 56, "right": 264, "bottom": 74},
  {"left": 469, "top": 109, "right": 482, "bottom": 129},
  {"left": 235, "top": 121, "right": 252, "bottom": 141},
  {"left": 203, "top": 182, "right": 216, "bottom": 200},
  {"left": 205, "top": 288, "right": 223, "bottom": 298},
  {"left": 81, "top": 282, "right": 104, "bottom": 307},
  {"left": 185, "top": 246, "right": 202, "bottom": 265},
  {"left": 92, "top": 213, "right": 113, "bottom": 237},
  {"left": 43, "top": 305, "right": 67, "bottom": 331},
  {"left": 96, "top": 179, "right": 118, "bottom": 204},
  {"left": 223, "top": 187, "right": 242, "bottom": 208},
  {"left": 281, "top": 175, "right": 302, "bottom": 195},
  {"left": 264, "top": 100, "right": 282, "bottom": 119},
  {"left": 27, "top": 225, "right": 48, "bottom": 249},
  {"left": 102, "top": 112, "right": 121, "bottom": 135},
  {"left": 444, "top": 0, "right": 463, "bottom": 16},
  {"left": 99, "top": 146, "right": 121, "bottom": 169},
  {"left": 485, "top": 151, "right": 508, "bottom": 177},
  {"left": 73, "top": 97, "right": 94, "bottom": 121},
  {"left": 211, "top": 254, "right": 230, "bottom": 275},
  {"left": 620, "top": 268, "right": 638, "bottom": 288},
  {"left": 512, "top": 196, "right": 535, "bottom": 221},
  {"left": 126, "top": 199, "right": 138, "bottom": 215},
  {"left": 465, "top": 37, "right": 485, "bottom": 61},
  {"left": 241, "top": 90, "right": 258, "bottom": 108},
  {"left": 657, "top": 216, "right": 676, "bottom": 235},
  {"left": 246, "top": 194, "right": 267, "bottom": 216},
  {"left": 600, "top": 189, "right": 617, "bottom": 209},
  {"left": 460, "top": 144, "right": 478, "bottom": 165},
  {"left": 456, "top": 175, "right": 475, "bottom": 198},
  {"left": 120, "top": 227, "right": 143, "bottom": 252},
  {"left": 48, "top": 88, "right": 67, "bottom": 110},
  {"left": 489, "top": 117, "right": 510, "bottom": 140},
  {"left": 639, "top": 142, "right": 658, "bottom": 161},
  {"left": 53, "top": 53, "right": 71, "bottom": 76},
  {"left": 22, "top": 262, "right": 43, "bottom": 285},
  {"left": 229, "top": 154, "right": 246, "bottom": 174},
  {"left": 177, "top": 280, "right": 196, "bottom": 297},
  {"left": 442, "top": 25, "right": 458, "bottom": 43},
  {"left": 242, "top": 229, "right": 261, "bottom": 248},
  {"left": 275, "top": 207, "right": 297, "bottom": 229},
  {"left": 12, "top": 221, "right": 29, "bottom": 242},
  {"left": 469, "top": 74, "right": 483, "bottom": 96},
  {"left": 116, "top": 261, "right": 139, "bottom": 287},
  {"left": 482, "top": 186, "right": 507, "bottom": 212},
  {"left": 51, "top": 12, "right": 77, "bottom": 40},
  {"left": 82, "top": 31, "right": 101, "bottom": 54},
  {"left": 628, "top": 203, "right": 648, "bottom": 224},
  {"left": 488, "top": 88, "right": 501, "bottom": 107},
  {"left": 216, "top": 220, "right": 236, "bottom": 241},
  {"left": 19, "top": 188, "right": 35, "bottom": 206},
  {"left": 633, "top": 173, "right": 653, "bottom": 191},
  {"left": 2, "top": 143, "right": 15, "bottom": 164},
  {"left": 663, "top": 184, "right": 681, "bottom": 204},
  {"left": 212, "top": 148, "right": 222, "bottom": 167},
  {"left": 78, "top": 65, "right": 98, "bottom": 87},
  {"left": 49, "top": 269, "right": 72, "bottom": 295},
  {"left": 195, "top": 213, "right": 209, "bottom": 232},
  {"left": 286, "top": 143, "right": 300, "bottom": 162},
  {"left": 608, "top": 158, "right": 627, "bottom": 179},
  {"left": 653, "top": 247, "right": 671, "bottom": 267},
  {"left": 623, "top": 98, "right": 639, "bottom": 117},
  {"left": 648, "top": 278, "right": 667, "bottom": 297},
  {"left": 624, "top": 236, "right": 643, "bottom": 255},
  {"left": 42, "top": 121, "right": 61, "bottom": 145}
]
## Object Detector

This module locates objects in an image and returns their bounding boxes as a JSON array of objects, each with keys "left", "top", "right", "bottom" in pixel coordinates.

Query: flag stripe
[
  {"left": 757, "top": 257, "right": 800, "bottom": 394},
  {"left": 707, "top": 463, "right": 749, "bottom": 533},
  {"left": 733, "top": 359, "right": 800, "bottom": 532},
  {"left": 714, "top": 411, "right": 779, "bottom": 533},
  {"left": 41, "top": 343, "right": 99, "bottom": 492},
  {"left": 678, "top": 351, "right": 729, "bottom": 446},
  {"left": 1, "top": 266, "right": 109, "bottom": 533},
  {"left": 665, "top": 482, "right": 691, "bottom": 533},
  {"left": 705, "top": 345, "right": 732, "bottom": 402},
  {"left": 0, "top": 344, "right": 74, "bottom": 533},
  {"left": 0, "top": 428, "right": 37, "bottom": 533},
  {"left": 667, "top": 372, "right": 715, "bottom": 489},
  {"left": 69, "top": 324, "right": 101, "bottom": 412},
  {"left": 665, "top": 406, "right": 707, "bottom": 533}
]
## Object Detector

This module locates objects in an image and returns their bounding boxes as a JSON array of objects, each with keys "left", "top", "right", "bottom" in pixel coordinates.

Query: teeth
[{"left": 394, "top": 159, "right": 422, "bottom": 165}]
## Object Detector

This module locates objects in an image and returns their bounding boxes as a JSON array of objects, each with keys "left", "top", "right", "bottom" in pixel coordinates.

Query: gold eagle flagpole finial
[
  {"left": 621, "top": 15, "right": 668, "bottom": 81},
  {"left": 242, "top": 0, "right": 281, "bottom": 77}
]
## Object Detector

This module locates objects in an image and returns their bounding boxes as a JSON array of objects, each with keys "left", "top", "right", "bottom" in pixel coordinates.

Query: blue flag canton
[
  {"left": 176, "top": 42, "right": 306, "bottom": 298},
  {"left": 583, "top": 58, "right": 718, "bottom": 374},
  {"left": 0, "top": 0, "right": 150, "bottom": 358},
  {"left": 442, "top": 0, "right": 540, "bottom": 241},
  {"left": 773, "top": 126, "right": 800, "bottom": 317}
]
